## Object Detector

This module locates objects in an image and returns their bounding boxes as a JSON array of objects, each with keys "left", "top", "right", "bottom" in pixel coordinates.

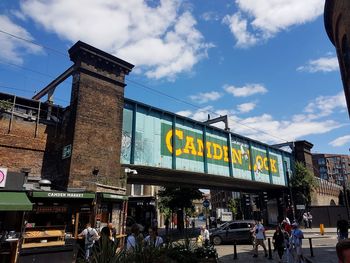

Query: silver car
[{"left": 209, "top": 220, "right": 255, "bottom": 245}]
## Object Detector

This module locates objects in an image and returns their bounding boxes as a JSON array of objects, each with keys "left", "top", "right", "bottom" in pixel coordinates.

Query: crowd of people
[
  {"left": 250, "top": 218, "right": 305, "bottom": 263},
  {"left": 77, "top": 222, "right": 164, "bottom": 261}
]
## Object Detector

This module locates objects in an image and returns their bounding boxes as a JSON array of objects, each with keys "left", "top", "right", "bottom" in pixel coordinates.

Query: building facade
[
  {"left": 324, "top": 0, "right": 350, "bottom": 117},
  {"left": 312, "top": 154, "right": 350, "bottom": 185}
]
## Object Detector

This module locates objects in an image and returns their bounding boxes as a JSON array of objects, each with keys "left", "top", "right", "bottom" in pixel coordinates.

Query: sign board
[
  {"left": 62, "top": 144, "right": 72, "bottom": 159},
  {"left": 203, "top": 199, "right": 210, "bottom": 208},
  {"left": 296, "top": 205, "right": 305, "bottom": 210},
  {"left": 32, "top": 191, "right": 95, "bottom": 199},
  {"left": 0, "top": 167, "right": 8, "bottom": 188},
  {"left": 121, "top": 100, "right": 292, "bottom": 186},
  {"left": 221, "top": 211, "right": 233, "bottom": 222}
]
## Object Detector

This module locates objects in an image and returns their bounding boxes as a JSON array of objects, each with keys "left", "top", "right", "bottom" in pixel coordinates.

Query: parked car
[{"left": 209, "top": 220, "right": 255, "bottom": 245}]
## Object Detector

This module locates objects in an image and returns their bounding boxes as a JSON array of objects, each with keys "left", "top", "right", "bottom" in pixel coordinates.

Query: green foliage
[
  {"left": 290, "top": 161, "right": 318, "bottom": 206},
  {"left": 158, "top": 187, "right": 203, "bottom": 211},
  {"left": 227, "top": 199, "right": 240, "bottom": 220},
  {"left": 0, "top": 100, "right": 12, "bottom": 111},
  {"left": 83, "top": 235, "right": 218, "bottom": 263}
]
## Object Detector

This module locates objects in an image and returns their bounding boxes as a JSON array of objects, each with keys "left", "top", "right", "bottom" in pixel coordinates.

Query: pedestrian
[
  {"left": 253, "top": 220, "right": 268, "bottom": 258},
  {"left": 127, "top": 224, "right": 143, "bottom": 252},
  {"left": 337, "top": 214, "right": 349, "bottom": 240},
  {"left": 302, "top": 212, "right": 308, "bottom": 228},
  {"left": 336, "top": 239, "right": 350, "bottom": 263},
  {"left": 78, "top": 223, "right": 99, "bottom": 261},
  {"left": 307, "top": 212, "right": 313, "bottom": 229},
  {"left": 284, "top": 216, "right": 291, "bottom": 225},
  {"left": 290, "top": 223, "right": 304, "bottom": 263},
  {"left": 273, "top": 226, "right": 285, "bottom": 263},
  {"left": 191, "top": 218, "right": 195, "bottom": 229},
  {"left": 144, "top": 227, "right": 163, "bottom": 247},
  {"left": 283, "top": 229, "right": 292, "bottom": 263},
  {"left": 201, "top": 225, "right": 210, "bottom": 247},
  {"left": 164, "top": 217, "right": 170, "bottom": 235},
  {"left": 107, "top": 222, "right": 116, "bottom": 242}
]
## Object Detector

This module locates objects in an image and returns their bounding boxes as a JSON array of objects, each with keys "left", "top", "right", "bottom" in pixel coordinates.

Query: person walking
[
  {"left": 201, "top": 225, "right": 210, "bottom": 247},
  {"left": 78, "top": 223, "right": 99, "bottom": 261},
  {"left": 337, "top": 214, "right": 349, "bottom": 240},
  {"left": 302, "top": 212, "right": 308, "bottom": 228},
  {"left": 253, "top": 220, "right": 267, "bottom": 258},
  {"left": 144, "top": 227, "right": 163, "bottom": 247},
  {"left": 127, "top": 224, "right": 143, "bottom": 251},
  {"left": 273, "top": 226, "right": 285, "bottom": 263},
  {"left": 290, "top": 223, "right": 304, "bottom": 263},
  {"left": 164, "top": 217, "right": 170, "bottom": 235},
  {"left": 307, "top": 212, "right": 313, "bottom": 229}
]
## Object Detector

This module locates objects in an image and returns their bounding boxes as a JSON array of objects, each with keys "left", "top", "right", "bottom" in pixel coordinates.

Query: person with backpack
[
  {"left": 290, "top": 223, "right": 304, "bottom": 263},
  {"left": 78, "top": 223, "right": 99, "bottom": 261}
]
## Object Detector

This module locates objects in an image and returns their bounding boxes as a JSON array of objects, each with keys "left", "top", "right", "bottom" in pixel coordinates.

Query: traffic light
[
  {"left": 263, "top": 192, "right": 268, "bottom": 203},
  {"left": 245, "top": 195, "right": 251, "bottom": 206}
]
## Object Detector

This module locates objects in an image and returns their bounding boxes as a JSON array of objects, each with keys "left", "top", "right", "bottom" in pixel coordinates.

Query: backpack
[{"left": 86, "top": 229, "right": 95, "bottom": 245}]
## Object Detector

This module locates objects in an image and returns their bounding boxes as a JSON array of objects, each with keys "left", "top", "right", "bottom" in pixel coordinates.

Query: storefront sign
[
  {"left": 32, "top": 191, "right": 95, "bottom": 199},
  {"left": 36, "top": 206, "right": 67, "bottom": 213},
  {"left": 62, "top": 144, "right": 72, "bottom": 159},
  {"left": 0, "top": 167, "right": 8, "bottom": 188},
  {"left": 102, "top": 193, "right": 128, "bottom": 200}
]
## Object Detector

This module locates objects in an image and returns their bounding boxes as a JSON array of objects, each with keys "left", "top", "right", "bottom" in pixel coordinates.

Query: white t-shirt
[
  {"left": 80, "top": 227, "right": 99, "bottom": 245},
  {"left": 144, "top": 235, "right": 163, "bottom": 247},
  {"left": 255, "top": 224, "right": 265, "bottom": 240},
  {"left": 201, "top": 229, "right": 210, "bottom": 241}
]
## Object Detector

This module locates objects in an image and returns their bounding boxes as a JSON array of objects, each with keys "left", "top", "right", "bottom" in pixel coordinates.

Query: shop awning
[
  {"left": 102, "top": 193, "right": 128, "bottom": 201},
  {"left": 0, "top": 192, "right": 33, "bottom": 211},
  {"left": 31, "top": 191, "right": 95, "bottom": 199}
]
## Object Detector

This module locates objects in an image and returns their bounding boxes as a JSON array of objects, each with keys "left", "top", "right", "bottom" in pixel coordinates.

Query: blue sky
[{"left": 0, "top": 0, "right": 349, "bottom": 155}]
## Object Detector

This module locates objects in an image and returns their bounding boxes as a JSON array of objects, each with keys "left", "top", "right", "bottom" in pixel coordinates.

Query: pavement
[{"left": 216, "top": 228, "right": 338, "bottom": 263}]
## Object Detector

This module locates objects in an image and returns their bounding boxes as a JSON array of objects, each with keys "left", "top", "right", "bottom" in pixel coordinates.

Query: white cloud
[
  {"left": 201, "top": 11, "right": 220, "bottom": 22},
  {"left": 222, "top": 13, "right": 257, "bottom": 48},
  {"left": 303, "top": 92, "right": 347, "bottom": 119},
  {"left": 237, "top": 102, "right": 256, "bottom": 113},
  {"left": 224, "top": 84, "right": 267, "bottom": 97},
  {"left": 297, "top": 56, "right": 339, "bottom": 73},
  {"left": 223, "top": 0, "right": 324, "bottom": 48},
  {"left": 189, "top": 91, "right": 222, "bottom": 104},
  {"left": 19, "top": 0, "right": 212, "bottom": 80},
  {"left": 329, "top": 135, "right": 350, "bottom": 147},
  {"left": 0, "top": 15, "right": 42, "bottom": 64},
  {"left": 177, "top": 91, "right": 345, "bottom": 144}
]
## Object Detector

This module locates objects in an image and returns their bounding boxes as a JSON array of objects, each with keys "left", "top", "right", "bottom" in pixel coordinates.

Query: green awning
[
  {"left": 31, "top": 191, "right": 95, "bottom": 199},
  {"left": 0, "top": 192, "right": 33, "bottom": 211},
  {"left": 102, "top": 193, "right": 128, "bottom": 201}
]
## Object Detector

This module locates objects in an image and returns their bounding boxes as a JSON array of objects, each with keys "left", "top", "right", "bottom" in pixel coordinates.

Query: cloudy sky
[{"left": 0, "top": 0, "right": 349, "bottom": 155}]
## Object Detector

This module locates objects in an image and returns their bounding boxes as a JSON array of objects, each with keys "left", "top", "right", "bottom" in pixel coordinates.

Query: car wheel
[{"left": 212, "top": 236, "right": 222, "bottom": 245}]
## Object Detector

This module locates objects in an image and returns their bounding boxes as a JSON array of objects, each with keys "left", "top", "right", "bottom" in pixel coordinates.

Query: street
[{"left": 216, "top": 234, "right": 338, "bottom": 263}]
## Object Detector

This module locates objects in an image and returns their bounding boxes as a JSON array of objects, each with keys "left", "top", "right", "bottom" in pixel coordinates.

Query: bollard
[
  {"left": 309, "top": 238, "right": 314, "bottom": 257},
  {"left": 268, "top": 238, "right": 272, "bottom": 260},
  {"left": 320, "top": 224, "right": 324, "bottom": 235},
  {"left": 233, "top": 240, "right": 238, "bottom": 259}
]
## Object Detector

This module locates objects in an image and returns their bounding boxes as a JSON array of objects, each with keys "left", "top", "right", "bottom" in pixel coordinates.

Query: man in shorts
[{"left": 291, "top": 223, "right": 304, "bottom": 263}]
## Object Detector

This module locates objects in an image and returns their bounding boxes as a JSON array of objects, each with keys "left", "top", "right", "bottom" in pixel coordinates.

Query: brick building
[
  {"left": 324, "top": 0, "right": 350, "bottom": 117},
  {"left": 0, "top": 41, "right": 133, "bottom": 193},
  {"left": 312, "top": 153, "right": 350, "bottom": 185}
]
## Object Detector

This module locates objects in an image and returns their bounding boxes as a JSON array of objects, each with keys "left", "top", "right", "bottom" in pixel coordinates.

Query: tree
[
  {"left": 290, "top": 161, "right": 318, "bottom": 207},
  {"left": 158, "top": 187, "right": 203, "bottom": 231},
  {"left": 227, "top": 198, "right": 240, "bottom": 220}
]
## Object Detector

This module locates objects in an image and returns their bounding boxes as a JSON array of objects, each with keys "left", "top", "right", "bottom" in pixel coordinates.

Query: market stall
[
  {"left": 0, "top": 191, "right": 33, "bottom": 263},
  {"left": 18, "top": 191, "right": 95, "bottom": 263},
  {"left": 95, "top": 193, "right": 128, "bottom": 247}
]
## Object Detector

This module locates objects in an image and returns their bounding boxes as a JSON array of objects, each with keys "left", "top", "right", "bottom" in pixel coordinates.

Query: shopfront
[
  {"left": 0, "top": 191, "right": 33, "bottom": 263},
  {"left": 18, "top": 191, "right": 95, "bottom": 263},
  {"left": 95, "top": 193, "right": 128, "bottom": 246}
]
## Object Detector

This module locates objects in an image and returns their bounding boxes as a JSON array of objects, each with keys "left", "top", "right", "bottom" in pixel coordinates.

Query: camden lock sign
[{"left": 161, "top": 123, "right": 280, "bottom": 177}]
